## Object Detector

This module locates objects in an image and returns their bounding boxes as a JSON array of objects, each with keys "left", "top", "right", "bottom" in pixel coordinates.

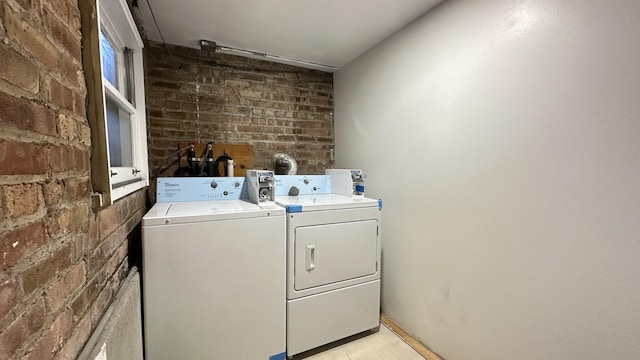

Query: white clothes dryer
[{"left": 275, "top": 175, "right": 382, "bottom": 357}]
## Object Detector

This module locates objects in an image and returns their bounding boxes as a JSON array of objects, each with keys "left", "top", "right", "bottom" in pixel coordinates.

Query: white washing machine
[
  {"left": 274, "top": 174, "right": 382, "bottom": 357},
  {"left": 142, "top": 177, "right": 286, "bottom": 360}
]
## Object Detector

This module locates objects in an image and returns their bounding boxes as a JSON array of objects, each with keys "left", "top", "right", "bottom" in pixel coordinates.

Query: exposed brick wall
[
  {"left": 0, "top": 1, "right": 146, "bottom": 359},
  {"left": 144, "top": 41, "right": 335, "bottom": 178}
]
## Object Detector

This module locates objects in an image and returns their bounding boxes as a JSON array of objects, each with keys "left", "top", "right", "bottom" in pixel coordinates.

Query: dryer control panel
[
  {"left": 326, "top": 169, "right": 366, "bottom": 197},
  {"left": 274, "top": 175, "right": 332, "bottom": 196}
]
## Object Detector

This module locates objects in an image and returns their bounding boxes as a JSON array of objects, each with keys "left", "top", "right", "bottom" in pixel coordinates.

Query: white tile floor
[{"left": 293, "top": 324, "right": 425, "bottom": 360}]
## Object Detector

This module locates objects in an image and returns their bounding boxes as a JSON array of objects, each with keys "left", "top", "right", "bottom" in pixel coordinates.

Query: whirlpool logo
[{"left": 164, "top": 182, "right": 180, "bottom": 187}]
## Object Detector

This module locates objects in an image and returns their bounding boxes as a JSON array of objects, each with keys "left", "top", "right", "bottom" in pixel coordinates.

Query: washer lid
[
  {"left": 143, "top": 199, "right": 284, "bottom": 226},
  {"left": 167, "top": 200, "right": 259, "bottom": 215},
  {"left": 275, "top": 194, "right": 379, "bottom": 212}
]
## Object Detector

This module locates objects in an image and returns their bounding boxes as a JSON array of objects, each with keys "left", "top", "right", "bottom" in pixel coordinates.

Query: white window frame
[{"left": 82, "top": 0, "right": 149, "bottom": 205}]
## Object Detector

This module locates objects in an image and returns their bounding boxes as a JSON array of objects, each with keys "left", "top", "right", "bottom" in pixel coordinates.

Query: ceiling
[{"left": 135, "top": 0, "right": 443, "bottom": 71}]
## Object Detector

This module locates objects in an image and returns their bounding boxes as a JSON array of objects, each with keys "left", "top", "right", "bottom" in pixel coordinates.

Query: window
[{"left": 81, "top": 0, "right": 149, "bottom": 205}]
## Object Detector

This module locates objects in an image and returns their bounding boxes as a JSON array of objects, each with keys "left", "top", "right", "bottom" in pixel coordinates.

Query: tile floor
[{"left": 293, "top": 324, "right": 425, "bottom": 360}]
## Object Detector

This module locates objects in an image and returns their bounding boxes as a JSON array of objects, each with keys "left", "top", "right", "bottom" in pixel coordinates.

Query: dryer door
[{"left": 294, "top": 220, "right": 378, "bottom": 291}]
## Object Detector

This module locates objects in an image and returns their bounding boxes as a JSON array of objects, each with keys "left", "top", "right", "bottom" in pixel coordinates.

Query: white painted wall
[{"left": 333, "top": 0, "right": 640, "bottom": 359}]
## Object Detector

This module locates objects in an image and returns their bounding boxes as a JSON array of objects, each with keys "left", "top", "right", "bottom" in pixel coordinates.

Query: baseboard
[{"left": 380, "top": 314, "right": 443, "bottom": 360}]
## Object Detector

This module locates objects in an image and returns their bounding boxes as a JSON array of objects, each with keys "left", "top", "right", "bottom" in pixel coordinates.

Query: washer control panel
[{"left": 156, "top": 177, "right": 247, "bottom": 203}]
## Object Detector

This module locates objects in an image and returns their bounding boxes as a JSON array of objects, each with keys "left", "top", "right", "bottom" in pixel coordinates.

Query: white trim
[
  {"left": 111, "top": 166, "right": 140, "bottom": 185},
  {"left": 104, "top": 81, "right": 135, "bottom": 115},
  {"left": 132, "top": 51, "right": 148, "bottom": 187},
  {"left": 99, "top": 11, "right": 125, "bottom": 52},
  {"left": 98, "top": 0, "right": 143, "bottom": 48},
  {"left": 97, "top": 0, "right": 149, "bottom": 203}
]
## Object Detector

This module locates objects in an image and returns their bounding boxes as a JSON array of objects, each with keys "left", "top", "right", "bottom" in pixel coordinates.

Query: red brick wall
[
  {"left": 0, "top": 1, "right": 146, "bottom": 359},
  {"left": 145, "top": 41, "right": 335, "bottom": 178}
]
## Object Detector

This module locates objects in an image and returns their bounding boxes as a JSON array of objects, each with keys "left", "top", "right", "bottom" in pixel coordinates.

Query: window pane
[
  {"left": 100, "top": 31, "right": 118, "bottom": 87},
  {"left": 106, "top": 99, "right": 133, "bottom": 167}
]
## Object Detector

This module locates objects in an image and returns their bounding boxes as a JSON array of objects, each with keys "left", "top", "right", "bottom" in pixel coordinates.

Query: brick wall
[
  {"left": 0, "top": 1, "right": 146, "bottom": 359},
  {"left": 145, "top": 41, "right": 335, "bottom": 178}
]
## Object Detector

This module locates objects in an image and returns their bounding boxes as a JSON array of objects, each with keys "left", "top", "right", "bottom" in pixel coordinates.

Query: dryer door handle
[{"left": 305, "top": 244, "right": 316, "bottom": 272}]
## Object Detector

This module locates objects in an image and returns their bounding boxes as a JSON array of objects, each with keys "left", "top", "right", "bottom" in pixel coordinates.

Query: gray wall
[
  {"left": 333, "top": 1, "right": 640, "bottom": 359},
  {"left": 77, "top": 268, "right": 143, "bottom": 360}
]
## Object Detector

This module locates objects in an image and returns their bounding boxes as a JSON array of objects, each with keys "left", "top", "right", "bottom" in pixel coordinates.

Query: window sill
[{"left": 111, "top": 178, "right": 148, "bottom": 202}]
